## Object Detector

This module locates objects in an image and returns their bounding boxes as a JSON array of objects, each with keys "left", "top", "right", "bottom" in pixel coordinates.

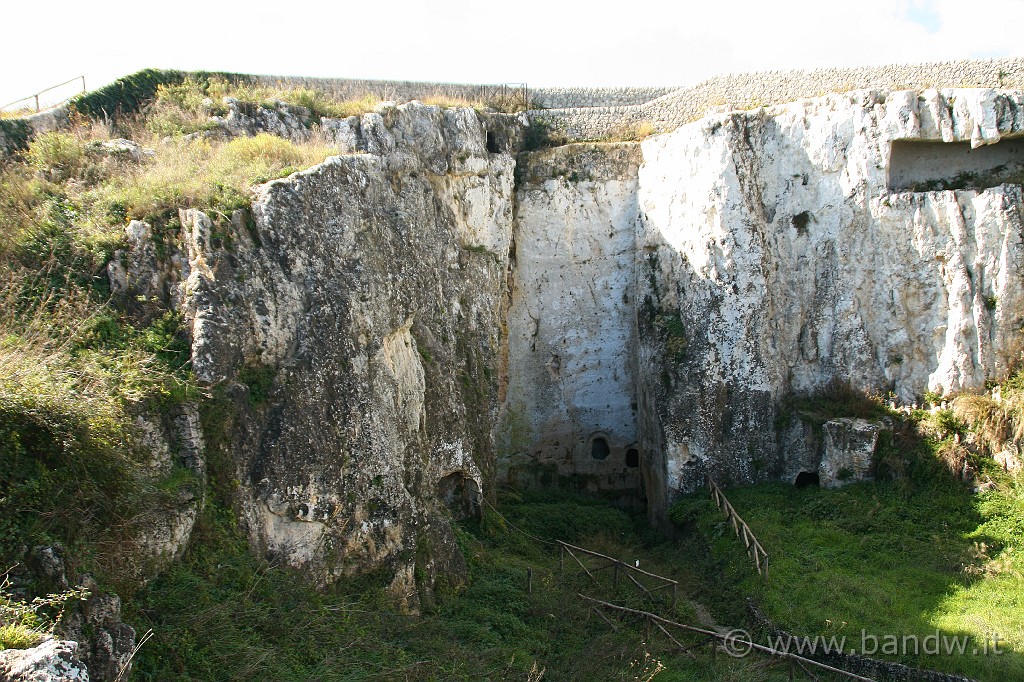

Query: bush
[
  {"left": 72, "top": 69, "right": 186, "bottom": 120},
  {"left": 0, "top": 576, "right": 90, "bottom": 650}
]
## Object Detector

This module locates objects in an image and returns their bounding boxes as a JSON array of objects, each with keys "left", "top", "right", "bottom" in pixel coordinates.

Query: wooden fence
[
  {"left": 3, "top": 75, "right": 87, "bottom": 114},
  {"left": 579, "top": 595, "right": 875, "bottom": 682},
  {"left": 707, "top": 476, "right": 769, "bottom": 578},
  {"left": 557, "top": 540, "right": 678, "bottom": 609}
]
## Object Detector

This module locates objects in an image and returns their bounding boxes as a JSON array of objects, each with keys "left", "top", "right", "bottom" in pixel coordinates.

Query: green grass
[
  {"left": 128, "top": 491, "right": 803, "bottom": 681},
  {"left": 673, "top": 470, "right": 1024, "bottom": 680}
]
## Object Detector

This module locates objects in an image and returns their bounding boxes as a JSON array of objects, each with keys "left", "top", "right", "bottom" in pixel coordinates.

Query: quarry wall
[
  {"left": 634, "top": 87, "right": 1024, "bottom": 512},
  {"left": 100, "top": 62, "right": 1024, "bottom": 581},
  {"left": 501, "top": 143, "right": 644, "bottom": 504}
]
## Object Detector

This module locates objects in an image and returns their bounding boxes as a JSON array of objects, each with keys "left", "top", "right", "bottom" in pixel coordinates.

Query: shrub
[
  {"left": 25, "top": 132, "right": 87, "bottom": 180},
  {"left": 0, "top": 576, "right": 90, "bottom": 650},
  {"left": 72, "top": 69, "right": 186, "bottom": 120},
  {"left": 522, "top": 118, "right": 566, "bottom": 151}
]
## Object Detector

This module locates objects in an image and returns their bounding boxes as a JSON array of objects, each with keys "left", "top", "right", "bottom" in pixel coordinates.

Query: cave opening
[
  {"left": 794, "top": 471, "right": 820, "bottom": 488},
  {"left": 486, "top": 131, "right": 500, "bottom": 154},
  {"left": 437, "top": 472, "right": 481, "bottom": 519},
  {"left": 591, "top": 437, "right": 610, "bottom": 460},
  {"left": 625, "top": 448, "right": 640, "bottom": 468},
  {"left": 888, "top": 138, "right": 1024, "bottom": 192}
]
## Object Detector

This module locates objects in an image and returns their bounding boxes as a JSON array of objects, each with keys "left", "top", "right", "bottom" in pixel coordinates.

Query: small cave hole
[
  {"left": 888, "top": 138, "right": 1024, "bottom": 192},
  {"left": 625, "top": 448, "right": 640, "bottom": 468},
  {"left": 591, "top": 437, "right": 610, "bottom": 461},
  {"left": 794, "top": 471, "right": 820, "bottom": 488},
  {"left": 437, "top": 472, "right": 481, "bottom": 520},
  {"left": 486, "top": 131, "right": 500, "bottom": 154}
]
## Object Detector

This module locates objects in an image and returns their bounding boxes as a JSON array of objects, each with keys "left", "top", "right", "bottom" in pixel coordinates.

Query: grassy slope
[
  {"left": 675, "top": 472, "right": 1024, "bottom": 681},
  {"left": 130, "top": 493, "right": 802, "bottom": 681}
]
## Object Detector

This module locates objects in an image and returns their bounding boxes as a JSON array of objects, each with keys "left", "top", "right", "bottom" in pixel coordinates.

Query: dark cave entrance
[
  {"left": 794, "top": 471, "right": 820, "bottom": 488},
  {"left": 437, "top": 472, "right": 481, "bottom": 520},
  {"left": 591, "top": 437, "right": 610, "bottom": 460},
  {"left": 625, "top": 448, "right": 640, "bottom": 468},
  {"left": 486, "top": 131, "right": 500, "bottom": 154}
]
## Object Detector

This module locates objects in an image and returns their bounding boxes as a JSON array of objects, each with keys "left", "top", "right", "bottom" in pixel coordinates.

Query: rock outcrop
[
  {"left": 164, "top": 102, "right": 524, "bottom": 604},
  {"left": 818, "top": 418, "right": 888, "bottom": 489},
  {"left": 0, "top": 639, "right": 89, "bottom": 682},
  {"left": 106, "top": 86, "right": 1024, "bottom": 585},
  {"left": 635, "top": 88, "right": 1024, "bottom": 512}
]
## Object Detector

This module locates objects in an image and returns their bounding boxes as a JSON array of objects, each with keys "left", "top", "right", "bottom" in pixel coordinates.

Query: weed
[
  {"left": 654, "top": 312, "right": 688, "bottom": 363},
  {"left": 522, "top": 118, "right": 566, "bottom": 151},
  {"left": 239, "top": 364, "right": 276, "bottom": 406},
  {"left": 0, "top": 575, "right": 90, "bottom": 650}
]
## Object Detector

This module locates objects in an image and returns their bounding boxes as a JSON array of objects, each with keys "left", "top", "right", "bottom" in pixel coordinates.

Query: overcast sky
[{"left": 4, "top": 0, "right": 1023, "bottom": 110}]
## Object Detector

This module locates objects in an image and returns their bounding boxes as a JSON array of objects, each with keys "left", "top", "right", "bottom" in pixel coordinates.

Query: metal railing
[
  {"left": 477, "top": 83, "right": 528, "bottom": 112},
  {"left": 3, "top": 75, "right": 87, "bottom": 114}
]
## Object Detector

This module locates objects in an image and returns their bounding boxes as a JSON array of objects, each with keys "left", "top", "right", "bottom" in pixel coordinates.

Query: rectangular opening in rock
[{"left": 888, "top": 137, "right": 1024, "bottom": 192}]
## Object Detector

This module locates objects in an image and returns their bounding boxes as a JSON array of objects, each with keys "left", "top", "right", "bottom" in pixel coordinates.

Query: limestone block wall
[
  {"left": 530, "top": 87, "right": 677, "bottom": 109},
  {"left": 255, "top": 76, "right": 673, "bottom": 110},
  {"left": 531, "top": 56, "right": 1024, "bottom": 141}
]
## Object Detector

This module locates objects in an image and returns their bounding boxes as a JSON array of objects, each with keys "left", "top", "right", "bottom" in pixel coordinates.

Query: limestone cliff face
[
  {"left": 176, "top": 103, "right": 522, "bottom": 602},
  {"left": 112, "top": 88, "right": 1024, "bottom": 586},
  {"left": 636, "top": 88, "right": 1024, "bottom": 511},
  {"left": 500, "top": 144, "right": 645, "bottom": 503}
]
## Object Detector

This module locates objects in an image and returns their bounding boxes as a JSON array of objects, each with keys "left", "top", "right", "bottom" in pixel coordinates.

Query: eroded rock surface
[
  {"left": 636, "top": 88, "right": 1024, "bottom": 510},
  {"left": 819, "top": 418, "right": 888, "bottom": 489},
  {"left": 0, "top": 639, "right": 89, "bottom": 682},
  {"left": 171, "top": 102, "right": 523, "bottom": 604},
  {"left": 107, "top": 88, "right": 1024, "bottom": 584}
]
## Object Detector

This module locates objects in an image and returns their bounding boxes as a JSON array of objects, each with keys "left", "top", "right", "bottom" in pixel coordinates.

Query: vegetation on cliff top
[{"left": 0, "top": 81, "right": 336, "bottom": 591}]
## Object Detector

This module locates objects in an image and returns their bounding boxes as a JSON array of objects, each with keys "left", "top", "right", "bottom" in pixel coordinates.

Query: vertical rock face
[
  {"left": 177, "top": 103, "right": 523, "bottom": 602},
  {"left": 636, "top": 88, "right": 1024, "bottom": 509},
  {"left": 117, "top": 89, "right": 1024, "bottom": 586},
  {"left": 501, "top": 144, "right": 644, "bottom": 503}
]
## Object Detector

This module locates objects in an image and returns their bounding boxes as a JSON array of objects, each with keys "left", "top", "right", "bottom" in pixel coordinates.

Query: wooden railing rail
[
  {"left": 557, "top": 540, "right": 678, "bottom": 609},
  {"left": 707, "top": 476, "right": 769, "bottom": 578},
  {"left": 3, "top": 75, "right": 87, "bottom": 113},
  {"left": 579, "top": 594, "right": 875, "bottom": 682}
]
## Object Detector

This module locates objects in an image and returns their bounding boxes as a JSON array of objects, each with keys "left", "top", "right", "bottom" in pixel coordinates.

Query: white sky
[{"left": 3, "top": 0, "right": 1023, "bottom": 109}]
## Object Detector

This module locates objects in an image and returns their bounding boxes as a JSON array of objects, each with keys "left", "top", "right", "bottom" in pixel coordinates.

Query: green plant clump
[{"left": 0, "top": 577, "right": 90, "bottom": 650}]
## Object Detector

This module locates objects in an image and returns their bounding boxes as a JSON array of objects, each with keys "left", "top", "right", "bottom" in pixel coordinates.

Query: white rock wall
[
  {"left": 501, "top": 144, "right": 644, "bottom": 499},
  {"left": 635, "top": 88, "right": 1024, "bottom": 510}
]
